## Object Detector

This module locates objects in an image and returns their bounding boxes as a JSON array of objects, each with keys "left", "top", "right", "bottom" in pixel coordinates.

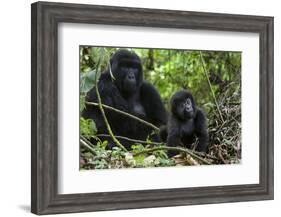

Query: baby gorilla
[{"left": 160, "top": 90, "right": 209, "bottom": 157}]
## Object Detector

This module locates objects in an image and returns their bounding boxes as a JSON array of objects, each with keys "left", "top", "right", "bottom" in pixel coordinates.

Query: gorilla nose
[{"left": 128, "top": 72, "right": 135, "bottom": 79}]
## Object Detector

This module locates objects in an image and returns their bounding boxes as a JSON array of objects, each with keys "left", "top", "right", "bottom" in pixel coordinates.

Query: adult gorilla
[{"left": 82, "top": 49, "right": 167, "bottom": 149}]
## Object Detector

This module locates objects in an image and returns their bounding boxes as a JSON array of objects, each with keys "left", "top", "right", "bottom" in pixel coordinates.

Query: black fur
[
  {"left": 82, "top": 49, "right": 167, "bottom": 149},
  {"left": 160, "top": 90, "right": 208, "bottom": 156}
]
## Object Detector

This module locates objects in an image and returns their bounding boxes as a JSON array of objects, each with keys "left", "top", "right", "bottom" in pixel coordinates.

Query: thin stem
[
  {"left": 199, "top": 51, "right": 224, "bottom": 123},
  {"left": 133, "top": 146, "right": 211, "bottom": 165},
  {"left": 93, "top": 55, "right": 127, "bottom": 152},
  {"left": 96, "top": 134, "right": 163, "bottom": 146},
  {"left": 96, "top": 134, "right": 218, "bottom": 161},
  {"left": 95, "top": 85, "right": 127, "bottom": 152},
  {"left": 80, "top": 138, "right": 96, "bottom": 155},
  {"left": 85, "top": 101, "right": 159, "bottom": 131}
]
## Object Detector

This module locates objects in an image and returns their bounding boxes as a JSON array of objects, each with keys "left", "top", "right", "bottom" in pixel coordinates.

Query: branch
[
  {"left": 82, "top": 132, "right": 215, "bottom": 164},
  {"left": 92, "top": 56, "right": 127, "bottom": 152},
  {"left": 199, "top": 51, "right": 224, "bottom": 123},
  {"left": 80, "top": 138, "right": 96, "bottom": 155},
  {"left": 133, "top": 146, "right": 211, "bottom": 165},
  {"left": 86, "top": 101, "right": 159, "bottom": 131},
  {"left": 96, "top": 134, "right": 218, "bottom": 160},
  {"left": 94, "top": 85, "right": 128, "bottom": 152},
  {"left": 96, "top": 134, "right": 163, "bottom": 146}
]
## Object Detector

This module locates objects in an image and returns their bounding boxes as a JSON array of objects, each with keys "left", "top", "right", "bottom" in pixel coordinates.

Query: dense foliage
[{"left": 80, "top": 47, "right": 241, "bottom": 169}]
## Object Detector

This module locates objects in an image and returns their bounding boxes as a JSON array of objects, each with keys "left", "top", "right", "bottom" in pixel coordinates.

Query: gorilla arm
[
  {"left": 166, "top": 117, "right": 182, "bottom": 157},
  {"left": 139, "top": 82, "right": 167, "bottom": 126},
  {"left": 82, "top": 73, "right": 128, "bottom": 133},
  {"left": 194, "top": 109, "right": 209, "bottom": 152}
]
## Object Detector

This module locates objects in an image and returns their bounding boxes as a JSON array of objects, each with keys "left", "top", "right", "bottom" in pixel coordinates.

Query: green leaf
[
  {"left": 80, "top": 70, "right": 97, "bottom": 93},
  {"left": 80, "top": 95, "right": 86, "bottom": 112},
  {"left": 80, "top": 117, "right": 97, "bottom": 139}
]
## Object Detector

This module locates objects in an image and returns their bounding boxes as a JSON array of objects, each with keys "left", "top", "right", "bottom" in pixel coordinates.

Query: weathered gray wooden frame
[{"left": 31, "top": 1, "right": 274, "bottom": 215}]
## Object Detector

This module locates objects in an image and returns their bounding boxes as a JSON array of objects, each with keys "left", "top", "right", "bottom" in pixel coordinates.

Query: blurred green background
[{"left": 80, "top": 47, "right": 241, "bottom": 113}]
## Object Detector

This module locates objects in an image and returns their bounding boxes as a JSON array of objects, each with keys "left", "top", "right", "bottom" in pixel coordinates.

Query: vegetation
[{"left": 80, "top": 47, "right": 241, "bottom": 169}]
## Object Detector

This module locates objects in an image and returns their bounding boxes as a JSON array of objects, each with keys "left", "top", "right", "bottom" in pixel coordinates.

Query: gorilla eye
[
  {"left": 120, "top": 66, "right": 129, "bottom": 71},
  {"left": 128, "top": 67, "right": 138, "bottom": 74}
]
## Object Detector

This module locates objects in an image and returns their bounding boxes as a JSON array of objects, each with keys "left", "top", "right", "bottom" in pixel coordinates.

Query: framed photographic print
[{"left": 31, "top": 1, "right": 274, "bottom": 215}]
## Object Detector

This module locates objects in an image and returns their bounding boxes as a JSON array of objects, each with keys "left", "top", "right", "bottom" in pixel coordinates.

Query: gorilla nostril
[{"left": 128, "top": 73, "right": 135, "bottom": 79}]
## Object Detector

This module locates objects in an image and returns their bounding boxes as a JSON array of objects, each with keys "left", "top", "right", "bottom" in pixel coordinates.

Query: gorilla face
[
  {"left": 110, "top": 50, "right": 143, "bottom": 96},
  {"left": 120, "top": 62, "right": 140, "bottom": 93},
  {"left": 178, "top": 98, "right": 195, "bottom": 119},
  {"left": 171, "top": 90, "right": 197, "bottom": 120}
]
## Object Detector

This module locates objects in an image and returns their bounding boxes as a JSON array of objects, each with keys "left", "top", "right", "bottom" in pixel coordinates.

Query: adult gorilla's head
[
  {"left": 170, "top": 90, "right": 197, "bottom": 120},
  {"left": 109, "top": 49, "right": 143, "bottom": 96}
]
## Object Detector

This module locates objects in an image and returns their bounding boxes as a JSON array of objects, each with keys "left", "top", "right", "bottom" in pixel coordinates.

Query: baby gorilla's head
[{"left": 170, "top": 90, "right": 197, "bottom": 120}]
